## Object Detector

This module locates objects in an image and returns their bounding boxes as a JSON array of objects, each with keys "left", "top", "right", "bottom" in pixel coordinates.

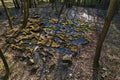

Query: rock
[
  {"left": 68, "top": 37, "right": 89, "bottom": 45},
  {"left": 26, "top": 58, "right": 34, "bottom": 66},
  {"left": 63, "top": 54, "right": 72, "bottom": 60},
  {"left": 40, "top": 34, "right": 47, "bottom": 40},
  {"left": 51, "top": 41, "right": 60, "bottom": 48}
]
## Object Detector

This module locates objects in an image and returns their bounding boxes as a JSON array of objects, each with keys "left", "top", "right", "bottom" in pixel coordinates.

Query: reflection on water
[
  {"left": 39, "top": 30, "right": 46, "bottom": 35},
  {"left": 64, "top": 25, "right": 71, "bottom": 30},
  {"left": 54, "top": 47, "right": 73, "bottom": 54},
  {"left": 9, "top": 13, "right": 95, "bottom": 61},
  {"left": 32, "top": 13, "right": 94, "bottom": 60},
  {"left": 68, "top": 37, "right": 88, "bottom": 45},
  {"left": 55, "top": 23, "right": 62, "bottom": 28}
]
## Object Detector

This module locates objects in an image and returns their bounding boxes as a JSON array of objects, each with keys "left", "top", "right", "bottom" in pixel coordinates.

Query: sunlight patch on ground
[{"left": 0, "top": 0, "right": 14, "bottom": 8}]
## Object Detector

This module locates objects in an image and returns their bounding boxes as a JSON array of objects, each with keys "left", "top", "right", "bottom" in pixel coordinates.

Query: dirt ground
[{"left": 0, "top": 3, "right": 120, "bottom": 80}]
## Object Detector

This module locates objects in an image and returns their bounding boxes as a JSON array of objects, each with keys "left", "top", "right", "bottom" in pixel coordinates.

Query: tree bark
[
  {"left": 21, "top": 0, "right": 29, "bottom": 29},
  {"left": 1, "top": 0, "right": 13, "bottom": 29},
  {"left": 0, "top": 49, "right": 10, "bottom": 80},
  {"left": 93, "top": 0, "right": 117, "bottom": 79},
  {"left": 13, "top": 0, "right": 20, "bottom": 8}
]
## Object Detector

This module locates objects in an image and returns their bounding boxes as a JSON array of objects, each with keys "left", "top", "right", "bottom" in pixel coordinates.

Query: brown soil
[{"left": 0, "top": 5, "right": 120, "bottom": 80}]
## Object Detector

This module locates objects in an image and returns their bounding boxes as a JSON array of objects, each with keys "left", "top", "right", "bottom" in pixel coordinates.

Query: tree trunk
[
  {"left": 21, "top": 0, "right": 29, "bottom": 29},
  {"left": 0, "top": 49, "right": 10, "bottom": 80},
  {"left": 1, "top": 0, "right": 13, "bottom": 29},
  {"left": 93, "top": 0, "right": 117, "bottom": 80},
  {"left": 13, "top": 0, "right": 20, "bottom": 8},
  {"left": 58, "top": 0, "right": 65, "bottom": 18}
]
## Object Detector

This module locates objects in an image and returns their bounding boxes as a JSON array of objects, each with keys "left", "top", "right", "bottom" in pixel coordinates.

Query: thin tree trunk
[
  {"left": 13, "top": 0, "right": 17, "bottom": 8},
  {"left": 13, "top": 0, "right": 20, "bottom": 8},
  {"left": 21, "top": 0, "right": 29, "bottom": 29},
  {"left": 1, "top": 0, "right": 13, "bottom": 29},
  {"left": 58, "top": 1, "right": 65, "bottom": 18},
  {"left": 93, "top": 0, "right": 117, "bottom": 80},
  {"left": 0, "top": 49, "right": 10, "bottom": 80}
]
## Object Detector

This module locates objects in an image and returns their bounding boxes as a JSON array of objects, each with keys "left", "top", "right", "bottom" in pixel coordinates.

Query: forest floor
[{"left": 0, "top": 2, "right": 120, "bottom": 80}]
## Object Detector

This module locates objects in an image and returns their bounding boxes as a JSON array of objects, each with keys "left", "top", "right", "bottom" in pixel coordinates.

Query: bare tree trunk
[
  {"left": 58, "top": 1, "right": 65, "bottom": 18},
  {"left": 13, "top": 0, "right": 20, "bottom": 8},
  {"left": 0, "top": 49, "right": 10, "bottom": 80},
  {"left": 1, "top": 0, "right": 13, "bottom": 29},
  {"left": 21, "top": 0, "right": 29, "bottom": 29},
  {"left": 33, "top": 0, "right": 37, "bottom": 7},
  {"left": 93, "top": 0, "right": 117, "bottom": 80}
]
